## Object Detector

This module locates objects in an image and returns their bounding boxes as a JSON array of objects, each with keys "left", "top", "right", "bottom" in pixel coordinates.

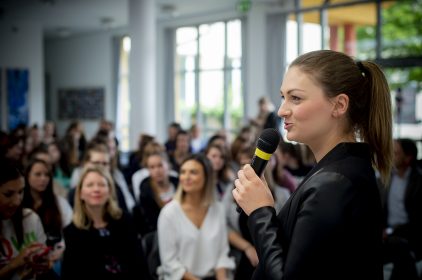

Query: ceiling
[{"left": 0, "top": 0, "right": 240, "bottom": 38}]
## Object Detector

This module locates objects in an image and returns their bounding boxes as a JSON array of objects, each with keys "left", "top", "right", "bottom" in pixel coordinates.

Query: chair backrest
[{"left": 142, "top": 231, "right": 160, "bottom": 280}]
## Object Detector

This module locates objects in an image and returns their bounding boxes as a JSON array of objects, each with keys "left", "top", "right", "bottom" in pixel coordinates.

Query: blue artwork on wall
[{"left": 7, "top": 69, "right": 29, "bottom": 130}]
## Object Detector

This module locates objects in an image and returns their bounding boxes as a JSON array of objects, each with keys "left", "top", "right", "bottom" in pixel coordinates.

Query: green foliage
[{"left": 356, "top": 0, "right": 422, "bottom": 89}]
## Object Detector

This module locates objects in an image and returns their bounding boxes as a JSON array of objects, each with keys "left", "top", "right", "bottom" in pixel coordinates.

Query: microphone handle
[
  {"left": 250, "top": 155, "right": 268, "bottom": 177},
  {"left": 236, "top": 155, "right": 269, "bottom": 213}
]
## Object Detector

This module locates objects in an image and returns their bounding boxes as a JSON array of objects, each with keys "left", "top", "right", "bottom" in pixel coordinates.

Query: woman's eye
[
  {"left": 291, "top": 95, "right": 301, "bottom": 101},
  {"left": 3, "top": 192, "right": 13, "bottom": 198}
]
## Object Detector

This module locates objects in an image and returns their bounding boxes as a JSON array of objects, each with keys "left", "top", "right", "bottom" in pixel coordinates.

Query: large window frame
[{"left": 174, "top": 19, "right": 244, "bottom": 140}]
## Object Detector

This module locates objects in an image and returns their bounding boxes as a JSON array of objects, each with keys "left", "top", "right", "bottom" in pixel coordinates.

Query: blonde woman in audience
[
  {"left": 158, "top": 154, "right": 235, "bottom": 280},
  {"left": 61, "top": 166, "right": 141, "bottom": 280},
  {"left": 69, "top": 143, "right": 134, "bottom": 214}
]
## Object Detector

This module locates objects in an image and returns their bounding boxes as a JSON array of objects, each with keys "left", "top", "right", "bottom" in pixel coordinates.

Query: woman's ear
[{"left": 332, "top": 93, "right": 349, "bottom": 118}]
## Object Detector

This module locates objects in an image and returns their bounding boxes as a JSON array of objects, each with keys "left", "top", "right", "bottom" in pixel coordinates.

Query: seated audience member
[
  {"left": 133, "top": 151, "right": 178, "bottom": 235},
  {"left": 189, "top": 124, "right": 205, "bottom": 154},
  {"left": 1, "top": 134, "right": 25, "bottom": 172},
  {"left": 168, "top": 130, "right": 191, "bottom": 173},
  {"left": 205, "top": 144, "right": 235, "bottom": 200},
  {"left": 272, "top": 141, "right": 298, "bottom": 193},
  {"left": 132, "top": 141, "right": 172, "bottom": 202},
  {"left": 158, "top": 154, "right": 235, "bottom": 280},
  {"left": 61, "top": 166, "right": 142, "bottom": 280},
  {"left": 379, "top": 138, "right": 422, "bottom": 280},
  {"left": 42, "top": 121, "right": 57, "bottom": 146},
  {"left": 46, "top": 141, "right": 73, "bottom": 194},
  {"left": 60, "top": 121, "right": 87, "bottom": 169},
  {"left": 27, "top": 144, "right": 69, "bottom": 198},
  {"left": 127, "top": 133, "right": 155, "bottom": 185},
  {"left": 23, "top": 159, "right": 73, "bottom": 278},
  {"left": 279, "top": 141, "right": 314, "bottom": 181},
  {"left": 164, "top": 122, "right": 181, "bottom": 155},
  {"left": 69, "top": 143, "right": 134, "bottom": 214},
  {"left": 0, "top": 161, "right": 50, "bottom": 280}
]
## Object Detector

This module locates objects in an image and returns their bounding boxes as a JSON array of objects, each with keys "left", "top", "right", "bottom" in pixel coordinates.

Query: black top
[
  {"left": 61, "top": 215, "right": 143, "bottom": 280},
  {"left": 134, "top": 176, "right": 178, "bottom": 235},
  {"left": 248, "top": 143, "right": 384, "bottom": 280}
]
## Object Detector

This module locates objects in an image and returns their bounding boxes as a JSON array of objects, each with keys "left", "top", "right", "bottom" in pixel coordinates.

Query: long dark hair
[
  {"left": 23, "top": 159, "right": 63, "bottom": 236},
  {"left": 0, "top": 160, "right": 24, "bottom": 250}
]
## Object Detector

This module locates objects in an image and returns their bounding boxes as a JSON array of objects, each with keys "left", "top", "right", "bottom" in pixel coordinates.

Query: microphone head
[{"left": 256, "top": 128, "right": 281, "bottom": 154}]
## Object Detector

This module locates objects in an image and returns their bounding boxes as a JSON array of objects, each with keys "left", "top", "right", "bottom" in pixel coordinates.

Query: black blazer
[{"left": 248, "top": 143, "right": 384, "bottom": 280}]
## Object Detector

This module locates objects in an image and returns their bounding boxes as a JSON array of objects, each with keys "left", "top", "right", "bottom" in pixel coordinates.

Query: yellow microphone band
[{"left": 255, "top": 148, "right": 272, "bottom": 160}]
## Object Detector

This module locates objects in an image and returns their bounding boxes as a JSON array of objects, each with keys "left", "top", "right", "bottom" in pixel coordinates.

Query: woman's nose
[{"left": 278, "top": 100, "right": 289, "bottom": 118}]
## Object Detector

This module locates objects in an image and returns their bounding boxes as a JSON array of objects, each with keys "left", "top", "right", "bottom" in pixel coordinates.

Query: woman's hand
[
  {"left": 1, "top": 243, "right": 49, "bottom": 279},
  {"left": 244, "top": 246, "right": 259, "bottom": 267},
  {"left": 49, "top": 241, "right": 65, "bottom": 262},
  {"left": 26, "top": 243, "right": 51, "bottom": 274},
  {"left": 232, "top": 164, "right": 274, "bottom": 215}
]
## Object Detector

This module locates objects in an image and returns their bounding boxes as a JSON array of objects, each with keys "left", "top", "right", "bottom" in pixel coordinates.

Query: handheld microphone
[{"left": 236, "top": 128, "right": 281, "bottom": 213}]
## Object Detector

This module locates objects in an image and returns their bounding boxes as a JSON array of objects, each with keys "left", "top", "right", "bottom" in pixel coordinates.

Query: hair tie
[{"left": 356, "top": 61, "right": 366, "bottom": 77}]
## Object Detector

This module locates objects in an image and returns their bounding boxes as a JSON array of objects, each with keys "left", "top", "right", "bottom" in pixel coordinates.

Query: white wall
[
  {"left": 45, "top": 31, "right": 115, "bottom": 140},
  {"left": 0, "top": 20, "right": 45, "bottom": 130}
]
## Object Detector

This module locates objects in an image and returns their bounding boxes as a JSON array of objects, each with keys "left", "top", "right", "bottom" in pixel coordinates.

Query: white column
[
  {"left": 245, "top": 5, "right": 267, "bottom": 119},
  {"left": 128, "top": 0, "right": 157, "bottom": 149}
]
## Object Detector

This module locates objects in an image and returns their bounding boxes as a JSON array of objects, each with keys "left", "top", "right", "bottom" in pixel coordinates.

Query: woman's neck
[
  {"left": 86, "top": 206, "right": 107, "bottom": 228},
  {"left": 155, "top": 178, "right": 170, "bottom": 190},
  {"left": 30, "top": 190, "right": 43, "bottom": 210},
  {"left": 183, "top": 192, "right": 203, "bottom": 208}
]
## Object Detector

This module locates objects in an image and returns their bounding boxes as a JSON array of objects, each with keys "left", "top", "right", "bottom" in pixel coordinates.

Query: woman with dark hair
[
  {"left": 0, "top": 160, "right": 49, "bottom": 280},
  {"left": 134, "top": 151, "right": 178, "bottom": 235},
  {"left": 158, "top": 154, "right": 235, "bottom": 280},
  {"left": 47, "top": 141, "right": 73, "bottom": 191},
  {"left": 205, "top": 144, "right": 235, "bottom": 200},
  {"left": 23, "top": 159, "right": 73, "bottom": 277},
  {"left": 168, "top": 130, "right": 191, "bottom": 173}
]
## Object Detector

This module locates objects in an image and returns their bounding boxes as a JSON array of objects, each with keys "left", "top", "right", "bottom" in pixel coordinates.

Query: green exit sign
[{"left": 237, "top": 0, "right": 251, "bottom": 13}]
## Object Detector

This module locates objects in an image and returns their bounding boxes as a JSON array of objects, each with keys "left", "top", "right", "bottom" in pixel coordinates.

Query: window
[{"left": 174, "top": 20, "right": 243, "bottom": 139}]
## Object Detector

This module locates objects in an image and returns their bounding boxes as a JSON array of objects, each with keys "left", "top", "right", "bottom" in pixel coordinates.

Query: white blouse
[{"left": 157, "top": 200, "right": 235, "bottom": 280}]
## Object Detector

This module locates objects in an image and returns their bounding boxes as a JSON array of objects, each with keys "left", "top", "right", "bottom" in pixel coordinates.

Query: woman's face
[
  {"left": 86, "top": 151, "right": 110, "bottom": 170},
  {"left": 278, "top": 66, "right": 335, "bottom": 146},
  {"left": 48, "top": 144, "right": 60, "bottom": 164},
  {"left": 147, "top": 155, "right": 168, "bottom": 183},
  {"left": 80, "top": 171, "right": 110, "bottom": 208},
  {"left": 179, "top": 160, "right": 205, "bottom": 195},
  {"left": 8, "top": 141, "right": 24, "bottom": 160},
  {"left": 206, "top": 147, "right": 224, "bottom": 172},
  {"left": 176, "top": 134, "right": 190, "bottom": 153},
  {"left": 0, "top": 177, "right": 24, "bottom": 219},
  {"left": 28, "top": 162, "right": 50, "bottom": 193}
]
